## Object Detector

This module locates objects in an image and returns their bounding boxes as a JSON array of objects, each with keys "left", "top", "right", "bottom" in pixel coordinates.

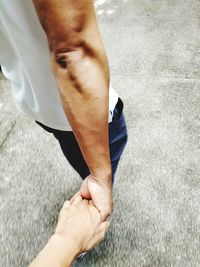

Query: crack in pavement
[{"left": 0, "top": 118, "right": 18, "bottom": 150}]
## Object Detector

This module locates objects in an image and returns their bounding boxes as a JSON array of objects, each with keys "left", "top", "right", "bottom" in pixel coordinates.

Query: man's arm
[{"left": 32, "top": 0, "right": 113, "bottom": 219}]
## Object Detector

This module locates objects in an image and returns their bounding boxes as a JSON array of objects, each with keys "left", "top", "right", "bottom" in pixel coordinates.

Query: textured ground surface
[{"left": 1, "top": 0, "right": 200, "bottom": 266}]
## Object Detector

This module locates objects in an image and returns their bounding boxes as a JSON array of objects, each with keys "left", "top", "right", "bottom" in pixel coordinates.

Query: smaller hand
[
  {"left": 71, "top": 174, "right": 113, "bottom": 221},
  {"left": 55, "top": 195, "right": 109, "bottom": 253}
]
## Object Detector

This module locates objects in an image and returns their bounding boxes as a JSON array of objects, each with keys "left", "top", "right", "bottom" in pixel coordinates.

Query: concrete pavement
[{"left": 1, "top": 0, "right": 200, "bottom": 266}]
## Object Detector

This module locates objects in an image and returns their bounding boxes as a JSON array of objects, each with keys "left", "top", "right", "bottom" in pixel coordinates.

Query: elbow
[
  {"left": 51, "top": 40, "right": 98, "bottom": 70},
  {"left": 49, "top": 37, "right": 84, "bottom": 68},
  {"left": 54, "top": 48, "right": 85, "bottom": 69}
]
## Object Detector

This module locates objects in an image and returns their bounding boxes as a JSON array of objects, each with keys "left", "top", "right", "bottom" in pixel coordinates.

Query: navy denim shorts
[{"left": 36, "top": 97, "right": 128, "bottom": 183}]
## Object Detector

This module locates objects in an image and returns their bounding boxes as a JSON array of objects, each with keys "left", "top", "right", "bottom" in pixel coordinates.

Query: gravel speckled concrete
[{"left": 1, "top": 1, "right": 200, "bottom": 266}]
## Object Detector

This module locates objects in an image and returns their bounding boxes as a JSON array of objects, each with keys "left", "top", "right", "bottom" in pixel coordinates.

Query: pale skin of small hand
[
  {"left": 55, "top": 195, "right": 109, "bottom": 252},
  {"left": 29, "top": 196, "right": 109, "bottom": 267}
]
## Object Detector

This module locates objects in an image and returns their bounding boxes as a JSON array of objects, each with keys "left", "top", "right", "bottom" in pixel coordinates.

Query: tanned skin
[{"left": 32, "top": 0, "right": 113, "bottom": 221}]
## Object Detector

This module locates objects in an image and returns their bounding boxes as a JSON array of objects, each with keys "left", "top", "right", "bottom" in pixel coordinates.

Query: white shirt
[{"left": 0, "top": 1, "right": 118, "bottom": 131}]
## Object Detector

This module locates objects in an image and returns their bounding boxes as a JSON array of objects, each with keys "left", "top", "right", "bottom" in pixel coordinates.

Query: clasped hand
[{"left": 70, "top": 174, "right": 113, "bottom": 222}]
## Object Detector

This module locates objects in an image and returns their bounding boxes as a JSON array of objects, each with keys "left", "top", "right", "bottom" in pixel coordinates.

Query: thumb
[
  {"left": 87, "top": 179, "right": 113, "bottom": 221},
  {"left": 80, "top": 178, "right": 91, "bottom": 199},
  {"left": 70, "top": 191, "right": 81, "bottom": 204}
]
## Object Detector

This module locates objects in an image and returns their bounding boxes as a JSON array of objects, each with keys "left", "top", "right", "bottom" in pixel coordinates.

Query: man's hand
[{"left": 71, "top": 174, "right": 113, "bottom": 221}]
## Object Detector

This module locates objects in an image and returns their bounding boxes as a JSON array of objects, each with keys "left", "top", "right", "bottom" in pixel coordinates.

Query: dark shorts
[{"left": 35, "top": 97, "right": 128, "bottom": 183}]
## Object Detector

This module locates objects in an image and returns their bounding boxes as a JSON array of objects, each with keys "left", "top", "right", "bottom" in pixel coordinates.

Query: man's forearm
[
  {"left": 33, "top": 0, "right": 112, "bottom": 181},
  {"left": 51, "top": 46, "right": 112, "bottom": 180}
]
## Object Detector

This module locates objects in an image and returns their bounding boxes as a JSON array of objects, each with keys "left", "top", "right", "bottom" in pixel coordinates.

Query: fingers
[
  {"left": 89, "top": 205, "right": 101, "bottom": 224},
  {"left": 88, "top": 201, "right": 110, "bottom": 224},
  {"left": 63, "top": 200, "right": 71, "bottom": 209},
  {"left": 83, "top": 220, "right": 110, "bottom": 252},
  {"left": 59, "top": 200, "right": 71, "bottom": 218},
  {"left": 81, "top": 199, "right": 89, "bottom": 205},
  {"left": 100, "top": 221, "right": 109, "bottom": 231},
  {"left": 71, "top": 195, "right": 90, "bottom": 208},
  {"left": 100, "top": 201, "right": 113, "bottom": 222},
  {"left": 71, "top": 195, "right": 82, "bottom": 206},
  {"left": 94, "top": 221, "right": 110, "bottom": 246},
  {"left": 89, "top": 200, "right": 95, "bottom": 207},
  {"left": 100, "top": 210, "right": 112, "bottom": 222},
  {"left": 98, "top": 221, "right": 109, "bottom": 241},
  {"left": 70, "top": 191, "right": 81, "bottom": 204}
]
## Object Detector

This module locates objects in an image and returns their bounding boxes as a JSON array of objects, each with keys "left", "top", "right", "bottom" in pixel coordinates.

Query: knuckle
[{"left": 106, "top": 208, "right": 112, "bottom": 216}]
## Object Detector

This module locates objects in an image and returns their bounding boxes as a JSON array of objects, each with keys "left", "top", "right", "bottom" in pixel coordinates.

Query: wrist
[
  {"left": 30, "top": 234, "right": 80, "bottom": 267},
  {"left": 90, "top": 168, "right": 112, "bottom": 183},
  {"left": 50, "top": 234, "right": 80, "bottom": 266}
]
